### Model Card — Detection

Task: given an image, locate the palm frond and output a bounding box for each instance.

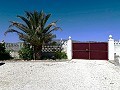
[4,29,22,36]
[43,14,51,27]
[9,21,30,34]
[19,33,28,41]
[48,27,62,34]
[43,24,53,33]
[25,11,32,19]
[43,21,61,34]
[17,15,31,29]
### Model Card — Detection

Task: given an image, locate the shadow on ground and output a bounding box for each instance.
[0,62,5,66]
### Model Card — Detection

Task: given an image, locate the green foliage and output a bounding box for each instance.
[18,44,33,60]
[55,51,67,59]
[0,43,12,60]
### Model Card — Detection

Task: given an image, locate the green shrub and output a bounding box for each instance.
[0,43,12,60]
[18,44,33,60]
[0,52,12,60]
[41,52,67,60]
[55,51,67,59]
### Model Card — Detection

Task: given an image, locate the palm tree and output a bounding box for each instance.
[5,11,61,60]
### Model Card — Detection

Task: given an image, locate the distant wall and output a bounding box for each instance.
[108,35,120,63]
[114,41,120,56]
[5,42,23,59]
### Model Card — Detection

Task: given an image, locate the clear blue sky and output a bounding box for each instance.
[0,0,120,42]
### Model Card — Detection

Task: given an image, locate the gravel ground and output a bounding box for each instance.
[0,59,120,90]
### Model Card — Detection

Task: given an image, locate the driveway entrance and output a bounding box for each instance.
[0,60,120,90]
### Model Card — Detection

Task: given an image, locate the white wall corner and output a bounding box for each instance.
[67,36,72,60]
[108,35,114,61]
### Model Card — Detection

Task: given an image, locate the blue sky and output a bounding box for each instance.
[0,0,120,42]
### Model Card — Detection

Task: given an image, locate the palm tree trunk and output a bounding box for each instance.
[34,45,42,60]
[33,46,36,60]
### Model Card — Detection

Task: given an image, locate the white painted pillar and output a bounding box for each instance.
[108,35,114,60]
[67,36,72,60]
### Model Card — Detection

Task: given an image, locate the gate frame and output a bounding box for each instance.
[108,35,114,61]
[67,35,113,60]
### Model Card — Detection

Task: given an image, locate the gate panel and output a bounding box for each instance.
[73,51,89,59]
[72,43,89,59]
[90,43,108,51]
[90,43,108,60]
[72,43,89,50]
[90,51,108,60]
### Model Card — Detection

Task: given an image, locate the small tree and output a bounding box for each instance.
[18,43,33,60]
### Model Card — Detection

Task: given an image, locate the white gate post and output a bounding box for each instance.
[67,36,72,60]
[108,35,114,61]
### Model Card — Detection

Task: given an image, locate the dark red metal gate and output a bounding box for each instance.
[72,42,108,60]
